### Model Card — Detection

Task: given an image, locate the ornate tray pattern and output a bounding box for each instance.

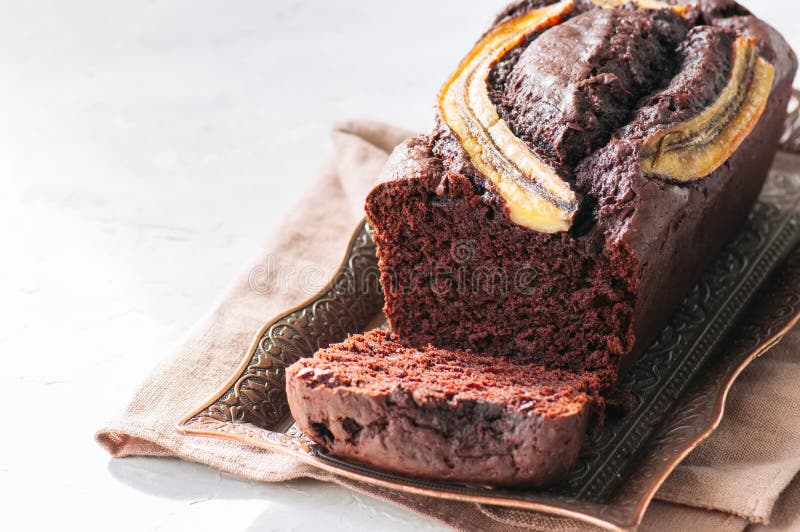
[180,95,800,531]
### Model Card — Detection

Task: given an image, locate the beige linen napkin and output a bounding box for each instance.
[97,121,800,531]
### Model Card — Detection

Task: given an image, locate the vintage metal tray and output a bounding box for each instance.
[180,97,800,531]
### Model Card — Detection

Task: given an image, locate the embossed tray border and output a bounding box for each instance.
[177,223,800,531]
[179,96,800,532]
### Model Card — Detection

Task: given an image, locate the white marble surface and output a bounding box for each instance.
[3,1,800,530]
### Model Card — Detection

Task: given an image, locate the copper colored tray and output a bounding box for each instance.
[179,98,800,531]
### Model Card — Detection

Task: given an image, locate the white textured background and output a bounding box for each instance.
[2,1,799,530]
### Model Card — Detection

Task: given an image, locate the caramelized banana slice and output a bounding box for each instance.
[591,0,693,16]
[438,0,578,234]
[640,37,775,181]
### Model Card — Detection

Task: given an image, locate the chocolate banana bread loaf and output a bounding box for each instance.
[366,0,796,377]
[287,330,604,486]
[287,0,797,486]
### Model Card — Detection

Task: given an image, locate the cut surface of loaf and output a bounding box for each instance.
[286,330,603,486]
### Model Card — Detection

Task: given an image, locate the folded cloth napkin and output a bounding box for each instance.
[96,121,800,531]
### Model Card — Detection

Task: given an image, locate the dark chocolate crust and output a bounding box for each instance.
[493,8,689,168]
[366,0,797,378]
[286,330,600,487]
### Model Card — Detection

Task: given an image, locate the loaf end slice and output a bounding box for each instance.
[286,330,603,487]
